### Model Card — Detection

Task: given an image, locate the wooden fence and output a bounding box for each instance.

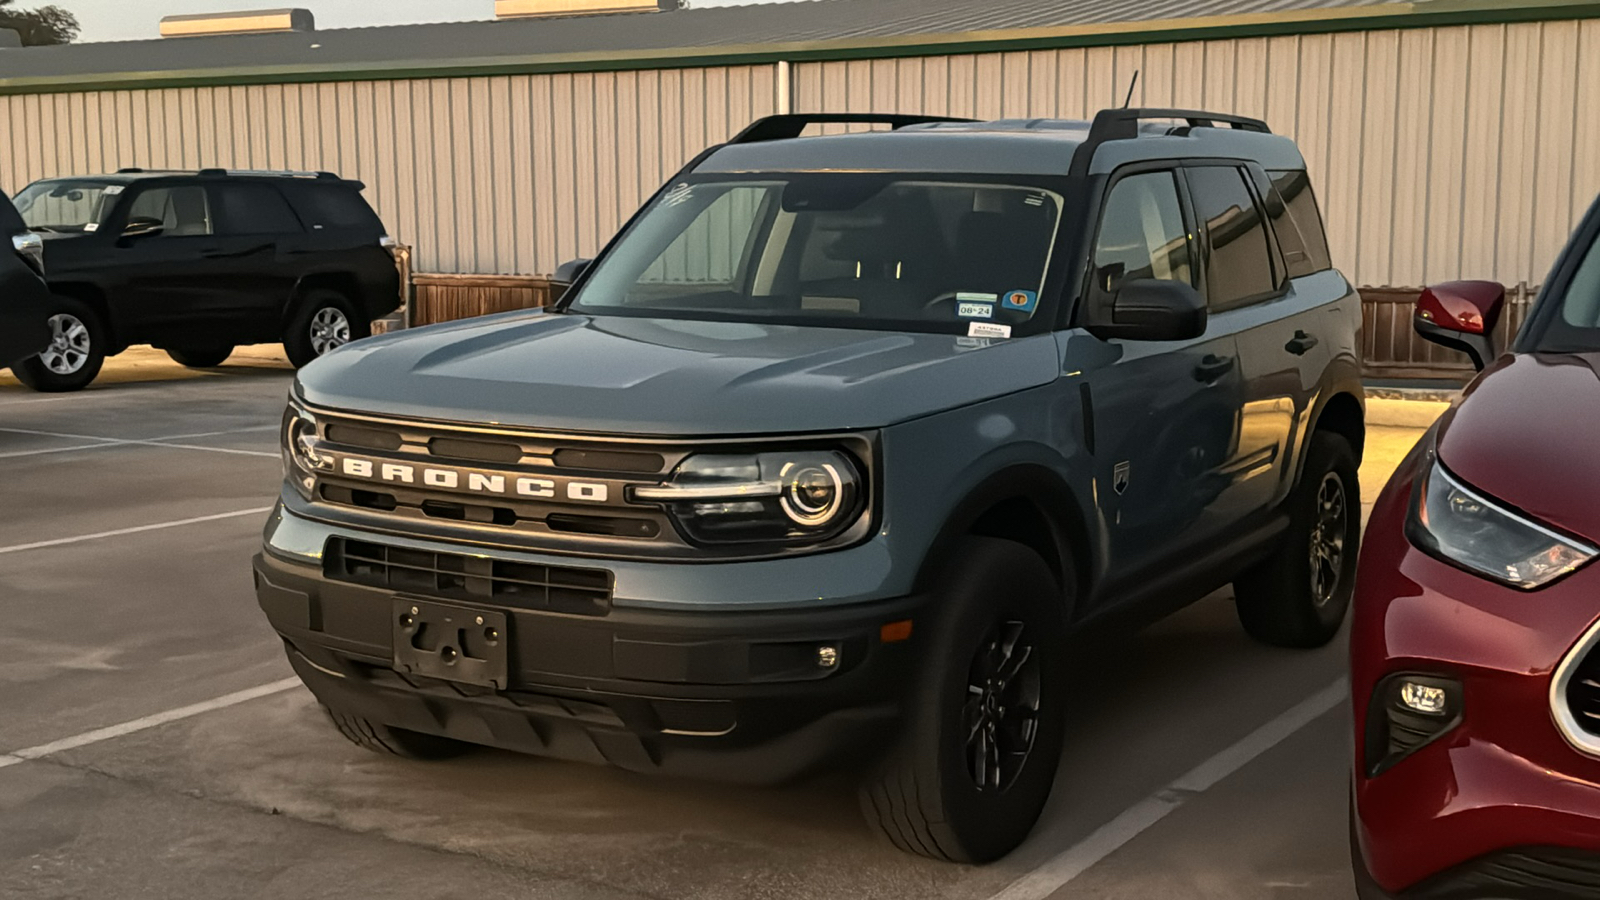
[402,273,1535,380]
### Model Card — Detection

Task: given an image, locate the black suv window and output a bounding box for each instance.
[213,184,302,235]
[1263,169,1333,278]
[287,185,381,231]
[1091,171,1192,296]
[127,186,213,236]
[1188,166,1278,309]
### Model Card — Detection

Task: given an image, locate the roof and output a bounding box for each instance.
[0,0,1596,94]
[698,116,1306,176]
[25,169,361,186]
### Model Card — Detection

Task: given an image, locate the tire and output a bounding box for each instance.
[283,289,369,368]
[10,296,107,393]
[859,537,1070,863]
[323,706,472,761]
[166,346,234,368]
[1234,431,1361,649]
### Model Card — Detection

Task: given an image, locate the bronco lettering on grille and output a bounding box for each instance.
[338,457,612,504]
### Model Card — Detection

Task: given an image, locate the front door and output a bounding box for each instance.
[112,184,224,343]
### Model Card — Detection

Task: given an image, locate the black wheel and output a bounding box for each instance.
[283,289,368,368]
[10,296,106,393]
[1234,431,1361,648]
[323,706,472,761]
[859,537,1069,863]
[166,346,234,368]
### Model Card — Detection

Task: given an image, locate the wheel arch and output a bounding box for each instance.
[48,281,125,354]
[284,272,365,327]
[1314,390,1366,466]
[912,465,1092,618]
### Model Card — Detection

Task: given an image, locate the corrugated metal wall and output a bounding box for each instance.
[1,19,1597,289]
[0,66,778,275]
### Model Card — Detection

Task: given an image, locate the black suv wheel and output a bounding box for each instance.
[1234,431,1361,648]
[859,537,1069,863]
[10,296,106,393]
[284,289,369,368]
[166,346,235,368]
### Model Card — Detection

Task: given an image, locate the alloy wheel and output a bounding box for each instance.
[962,620,1042,793]
[1309,472,1348,608]
[309,307,352,356]
[39,313,91,375]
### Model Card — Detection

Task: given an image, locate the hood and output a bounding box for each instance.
[297,310,1060,436]
[1437,351,1600,543]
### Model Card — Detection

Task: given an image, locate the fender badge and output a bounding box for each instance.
[1113,461,1132,496]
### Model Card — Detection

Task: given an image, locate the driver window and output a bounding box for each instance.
[126,186,213,237]
[1093,172,1192,296]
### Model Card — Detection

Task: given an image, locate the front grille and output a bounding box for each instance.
[1565,644,1600,736]
[325,538,613,616]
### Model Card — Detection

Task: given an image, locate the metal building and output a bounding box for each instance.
[1,0,1596,299]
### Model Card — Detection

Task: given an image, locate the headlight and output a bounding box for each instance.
[635,450,865,546]
[1406,458,1598,589]
[281,403,331,496]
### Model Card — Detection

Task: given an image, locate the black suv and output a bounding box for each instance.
[0,189,50,370]
[7,169,401,391]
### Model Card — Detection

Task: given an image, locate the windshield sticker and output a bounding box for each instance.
[103,185,125,196]
[1004,290,1040,313]
[968,322,1012,340]
[82,222,99,232]
[956,292,998,305]
[958,301,995,320]
[661,183,694,208]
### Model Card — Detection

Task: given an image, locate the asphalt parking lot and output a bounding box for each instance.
[0,348,1430,900]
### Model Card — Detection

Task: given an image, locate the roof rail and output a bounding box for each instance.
[729,113,978,145]
[1069,107,1273,177]
[189,168,345,180]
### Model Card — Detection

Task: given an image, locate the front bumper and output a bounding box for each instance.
[1351,463,1600,896]
[254,525,930,785]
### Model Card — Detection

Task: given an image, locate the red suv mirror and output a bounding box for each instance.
[1414,280,1507,371]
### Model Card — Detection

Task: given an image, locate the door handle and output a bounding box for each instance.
[202,243,274,259]
[1285,330,1320,355]
[1194,354,1236,383]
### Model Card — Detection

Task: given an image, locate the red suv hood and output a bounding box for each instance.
[1437,352,1600,544]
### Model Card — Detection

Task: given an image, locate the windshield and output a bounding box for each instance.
[14,179,122,233]
[567,174,1066,335]
[1530,228,1600,353]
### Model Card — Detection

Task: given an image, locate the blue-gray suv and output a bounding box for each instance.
[254,109,1365,863]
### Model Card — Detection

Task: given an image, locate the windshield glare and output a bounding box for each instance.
[569,175,1065,334]
[14,179,121,233]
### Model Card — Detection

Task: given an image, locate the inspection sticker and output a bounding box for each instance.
[957,292,998,304]
[103,185,125,196]
[968,321,1012,339]
[958,301,995,319]
[1004,289,1040,313]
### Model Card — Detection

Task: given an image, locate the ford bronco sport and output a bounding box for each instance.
[254,110,1365,863]
[9,169,400,392]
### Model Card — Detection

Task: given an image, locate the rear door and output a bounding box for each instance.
[0,192,51,366]
[206,181,305,339]
[1075,167,1251,589]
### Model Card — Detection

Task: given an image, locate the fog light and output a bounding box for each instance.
[1400,681,1450,715]
[817,645,840,669]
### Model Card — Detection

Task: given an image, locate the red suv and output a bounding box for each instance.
[1352,200,1600,898]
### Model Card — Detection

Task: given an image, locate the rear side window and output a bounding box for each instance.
[128,186,213,236]
[1091,171,1193,296]
[212,184,302,235]
[288,185,382,231]
[1265,169,1333,277]
[1188,166,1277,309]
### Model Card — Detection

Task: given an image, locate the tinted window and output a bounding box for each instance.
[1528,230,1600,353]
[1265,169,1333,277]
[127,186,213,236]
[1189,166,1277,308]
[213,184,302,235]
[1092,171,1192,295]
[288,185,381,231]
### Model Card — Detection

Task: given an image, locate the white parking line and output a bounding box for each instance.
[0,507,273,556]
[987,678,1349,900]
[0,678,303,771]
[0,425,279,459]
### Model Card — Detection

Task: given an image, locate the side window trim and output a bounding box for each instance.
[1183,161,1288,314]
[1241,163,1290,294]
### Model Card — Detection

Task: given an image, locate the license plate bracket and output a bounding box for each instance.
[392,598,509,689]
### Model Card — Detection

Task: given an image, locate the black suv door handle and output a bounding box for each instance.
[202,243,273,259]
[1285,330,1320,355]
[1194,354,1236,383]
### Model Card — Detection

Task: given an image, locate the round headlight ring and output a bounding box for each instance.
[779,461,844,526]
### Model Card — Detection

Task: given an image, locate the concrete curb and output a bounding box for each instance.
[1367,396,1452,429]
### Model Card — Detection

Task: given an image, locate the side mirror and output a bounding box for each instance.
[1414,280,1506,371]
[1088,279,1207,342]
[551,257,593,303]
[121,216,165,239]
[10,232,44,274]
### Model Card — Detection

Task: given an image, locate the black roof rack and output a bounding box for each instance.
[729,113,978,144]
[1068,107,1273,177]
